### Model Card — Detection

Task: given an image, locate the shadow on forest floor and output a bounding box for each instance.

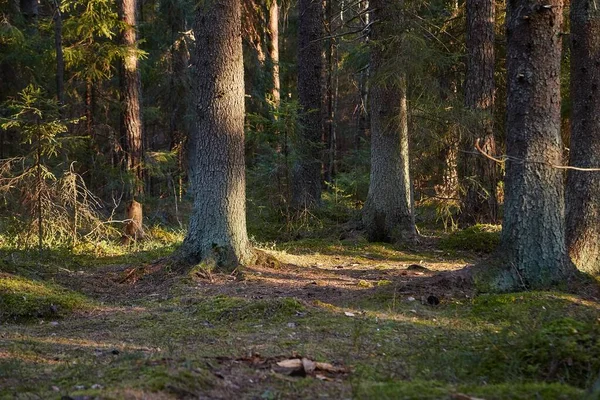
[1,237,599,399]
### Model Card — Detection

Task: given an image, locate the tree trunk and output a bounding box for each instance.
[292,0,324,209]
[355,0,370,152]
[179,0,255,269]
[119,0,145,241]
[362,0,416,243]
[268,0,280,108]
[460,0,498,225]
[566,0,600,275]
[323,0,336,184]
[475,0,575,291]
[53,0,65,109]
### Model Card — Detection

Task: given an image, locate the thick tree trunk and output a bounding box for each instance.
[475,0,575,291]
[179,0,255,269]
[460,0,498,225]
[119,0,145,241]
[362,0,416,243]
[268,0,280,107]
[292,0,324,208]
[566,0,600,275]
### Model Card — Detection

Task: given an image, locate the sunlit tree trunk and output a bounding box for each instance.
[119,0,145,241]
[292,0,324,208]
[475,0,576,291]
[460,0,498,225]
[268,0,280,107]
[566,0,600,275]
[179,0,255,269]
[362,0,416,243]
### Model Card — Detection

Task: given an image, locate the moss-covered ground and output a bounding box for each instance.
[1,231,599,399]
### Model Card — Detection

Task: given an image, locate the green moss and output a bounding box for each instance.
[353,380,450,399]
[353,381,583,400]
[440,224,501,253]
[517,318,600,386]
[183,295,304,323]
[0,273,90,320]
[144,366,215,394]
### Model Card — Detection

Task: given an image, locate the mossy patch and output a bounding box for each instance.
[440,224,501,253]
[183,295,304,323]
[0,273,90,320]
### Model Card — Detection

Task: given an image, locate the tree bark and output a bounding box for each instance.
[292,0,324,208]
[460,0,498,225]
[362,0,416,243]
[566,0,600,275]
[268,0,280,107]
[475,0,576,291]
[119,0,145,241]
[179,0,255,269]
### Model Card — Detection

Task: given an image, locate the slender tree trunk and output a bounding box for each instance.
[566,0,600,275]
[475,0,576,291]
[460,0,498,225]
[323,0,336,184]
[268,0,280,108]
[53,0,65,109]
[355,0,370,152]
[362,0,416,243]
[292,0,324,208]
[179,0,255,269]
[119,0,144,241]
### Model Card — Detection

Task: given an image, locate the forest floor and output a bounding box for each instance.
[1,235,600,399]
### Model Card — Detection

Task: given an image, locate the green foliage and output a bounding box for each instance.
[61,0,126,81]
[440,224,501,253]
[0,273,90,320]
[0,85,117,248]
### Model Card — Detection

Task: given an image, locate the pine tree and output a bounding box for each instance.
[565,0,600,275]
[362,0,416,243]
[179,0,255,269]
[475,0,576,291]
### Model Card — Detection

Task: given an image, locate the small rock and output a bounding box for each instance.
[407,296,416,302]
[51,386,60,392]
[344,312,355,317]
[427,295,440,306]
[91,384,103,390]
[50,321,59,326]
[287,322,296,328]
[74,385,85,390]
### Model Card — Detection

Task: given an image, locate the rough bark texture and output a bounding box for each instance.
[566,0,600,275]
[460,0,498,225]
[292,0,324,208]
[119,0,145,240]
[268,0,280,107]
[362,0,416,244]
[180,0,255,269]
[475,0,575,291]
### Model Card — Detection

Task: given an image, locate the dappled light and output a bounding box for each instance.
[2,0,600,397]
